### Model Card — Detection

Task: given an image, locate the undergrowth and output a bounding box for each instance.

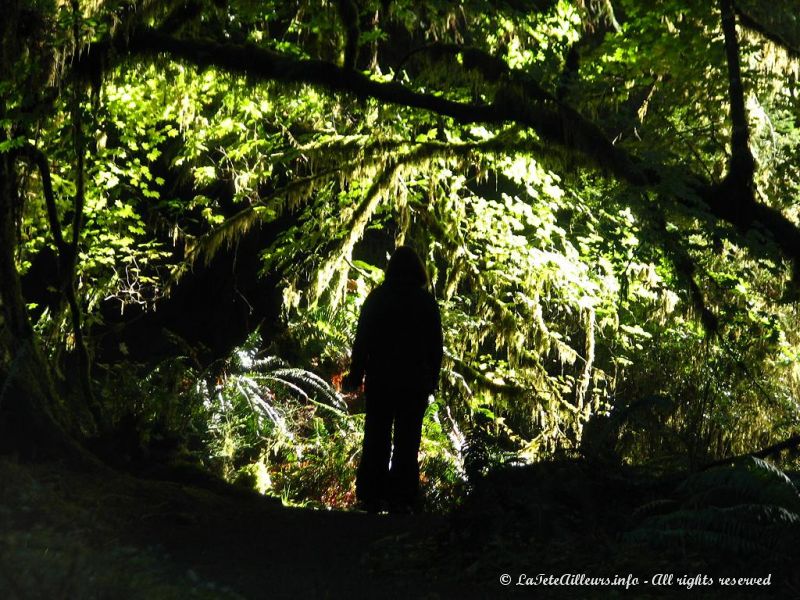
[96,327,468,512]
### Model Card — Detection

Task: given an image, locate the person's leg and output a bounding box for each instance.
[388,394,427,511]
[356,393,393,510]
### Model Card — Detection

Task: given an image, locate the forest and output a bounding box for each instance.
[1,0,800,597]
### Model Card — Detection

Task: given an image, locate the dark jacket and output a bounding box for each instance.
[349,280,443,395]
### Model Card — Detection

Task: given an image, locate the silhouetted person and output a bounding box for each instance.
[343,246,443,513]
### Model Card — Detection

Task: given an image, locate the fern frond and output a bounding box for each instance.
[631,498,679,519]
[251,356,287,371]
[270,368,345,410]
[627,504,800,556]
[626,459,800,561]
[232,376,289,435]
[680,457,800,512]
[262,374,312,402]
[626,527,775,556]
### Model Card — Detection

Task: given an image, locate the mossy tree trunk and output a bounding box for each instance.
[0,151,80,456]
[0,1,86,455]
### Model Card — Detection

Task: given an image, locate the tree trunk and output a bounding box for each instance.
[0,150,84,457]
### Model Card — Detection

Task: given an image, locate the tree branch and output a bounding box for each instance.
[701,433,800,470]
[447,352,527,397]
[128,31,498,123]
[16,145,69,257]
[719,0,756,186]
[88,29,800,277]
[650,206,719,334]
[394,43,511,83]
[337,0,360,70]
[733,2,800,62]
[16,143,99,424]
[125,31,649,187]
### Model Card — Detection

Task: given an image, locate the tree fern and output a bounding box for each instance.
[678,457,800,512]
[266,368,345,411]
[221,332,347,425]
[627,504,800,556]
[626,458,800,560]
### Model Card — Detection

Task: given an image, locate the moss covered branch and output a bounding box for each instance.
[101,29,800,276]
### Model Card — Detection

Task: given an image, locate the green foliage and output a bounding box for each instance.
[626,458,800,561]
[678,456,800,512]
[100,329,465,510]
[284,300,361,368]
[419,398,469,512]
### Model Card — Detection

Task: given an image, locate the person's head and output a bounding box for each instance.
[384,246,428,288]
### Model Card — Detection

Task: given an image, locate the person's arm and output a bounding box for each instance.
[343,292,374,391]
[427,295,444,394]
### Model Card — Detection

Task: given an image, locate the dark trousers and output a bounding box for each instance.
[356,389,427,508]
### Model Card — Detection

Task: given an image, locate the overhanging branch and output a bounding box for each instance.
[125,30,649,187]
[17,145,71,263]
[701,433,800,470]
[734,2,800,62]
[719,0,756,186]
[101,29,800,275]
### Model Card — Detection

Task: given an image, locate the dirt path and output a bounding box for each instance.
[129,487,446,598]
[4,457,796,599]
[0,458,463,599]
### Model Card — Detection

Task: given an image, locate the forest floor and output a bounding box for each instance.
[0,456,795,599]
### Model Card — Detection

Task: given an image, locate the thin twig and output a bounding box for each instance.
[701,433,800,470]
